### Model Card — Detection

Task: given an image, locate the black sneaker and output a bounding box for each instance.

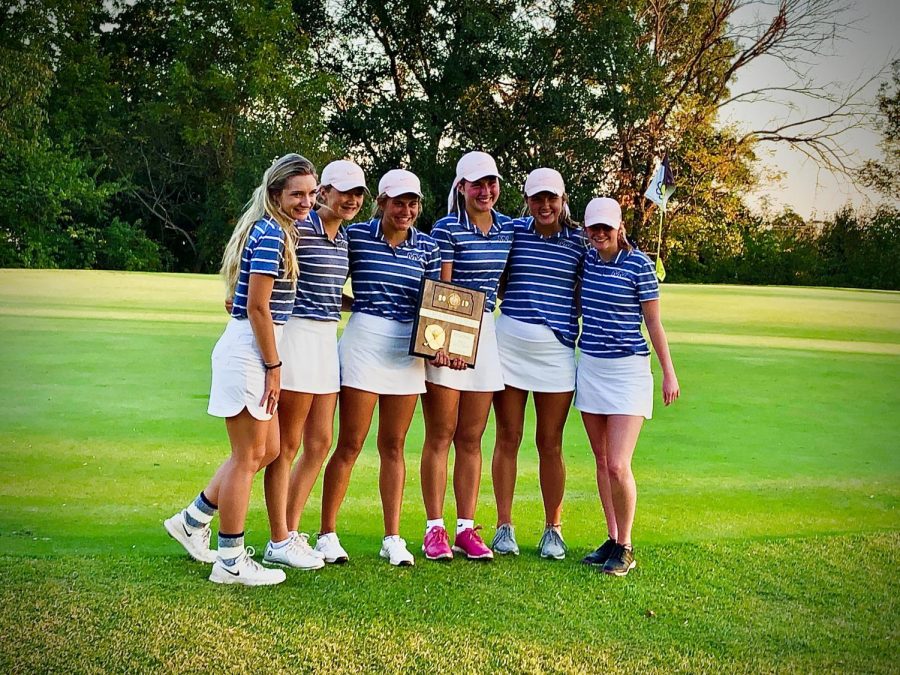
[581,537,617,566]
[602,544,636,576]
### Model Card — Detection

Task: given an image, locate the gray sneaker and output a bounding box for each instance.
[538,526,567,560]
[490,523,520,556]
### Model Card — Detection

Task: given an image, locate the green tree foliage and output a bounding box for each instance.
[859,60,899,196]
[94,0,333,271]
[0,0,134,268]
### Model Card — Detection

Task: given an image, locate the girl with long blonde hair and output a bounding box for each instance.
[164,153,318,586]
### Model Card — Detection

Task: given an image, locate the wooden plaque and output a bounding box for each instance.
[409,278,486,368]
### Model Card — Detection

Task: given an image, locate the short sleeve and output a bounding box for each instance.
[249,221,284,277]
[430,221,455,262]
[634,254,659,302]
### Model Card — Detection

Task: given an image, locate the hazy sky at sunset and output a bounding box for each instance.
[721,0,899,219]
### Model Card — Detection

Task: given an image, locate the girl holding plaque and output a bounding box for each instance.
[164,154,314,586]
[490,168,585,560]
[577,197,680,577]
[420,151,515,562]
[315,169,452,567]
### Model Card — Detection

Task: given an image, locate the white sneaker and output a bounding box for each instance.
[315,532,349,564]
[380,535,414,567]
[164,511,216,564]
[264,536,325,570]
[209,547,286,586]
[293,532,326,560]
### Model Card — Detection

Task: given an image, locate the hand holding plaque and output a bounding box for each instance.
[409,278,486,368]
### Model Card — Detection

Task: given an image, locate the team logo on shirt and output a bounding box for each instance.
[605,269,630,279]
[403,249,429,263]
[557,239,582,251]
[494,234,513,242]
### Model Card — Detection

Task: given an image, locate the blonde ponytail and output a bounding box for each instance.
[221,154,317,295]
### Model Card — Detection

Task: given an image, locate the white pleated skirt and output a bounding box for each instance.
[281,316,340,394]
[574,353,653,419]
[339,312,426,395]
[495,314,576,392]
[425,311,505,392]
[208,318,285,421]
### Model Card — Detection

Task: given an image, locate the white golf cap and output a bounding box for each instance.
[524,168,565,196]
[320,160,368,193]
[455,151,502,182]
[378,169,423,198]
[447,151,502,213]
[584,197,622,229]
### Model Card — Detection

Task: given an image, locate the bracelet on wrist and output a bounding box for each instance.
[264,360,282,370]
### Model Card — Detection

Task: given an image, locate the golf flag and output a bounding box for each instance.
[655,255,666,282]
[644,154,675,212]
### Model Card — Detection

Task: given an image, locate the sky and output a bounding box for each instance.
[721,0,899,220]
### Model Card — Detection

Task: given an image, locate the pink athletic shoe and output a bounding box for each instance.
[452,526,494,560]
[422,526,453,561]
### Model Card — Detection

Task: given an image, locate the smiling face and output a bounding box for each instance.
[526,191,563,228]
[380,194,420,232]
[459,176,500,215]
[586,224,619,257]
[274,173,317,222]
[320,185,365,222]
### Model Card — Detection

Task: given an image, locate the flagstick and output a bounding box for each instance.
[656,207,664,269]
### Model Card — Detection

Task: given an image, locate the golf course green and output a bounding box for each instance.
[0,269,897,672]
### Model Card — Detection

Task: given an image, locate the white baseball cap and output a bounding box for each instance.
[456,151,502,182]
[320,160,369,193]
[584,197,622,229]
[447,151,502,212]
[378,169,423,198]
[524,168,565,196]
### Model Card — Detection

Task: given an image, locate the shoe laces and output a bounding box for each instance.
[291,532,315,554]
[492,523,514,547]
[539,527,568,552]
[200,526,212,550]
[238,546,265,573]
[424,526,449,547]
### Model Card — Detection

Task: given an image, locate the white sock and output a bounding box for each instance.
[383,534,400,542]
[218,544,244,563]
[425,518,445,534]
[269,536,291,549]
[456,518,474,534]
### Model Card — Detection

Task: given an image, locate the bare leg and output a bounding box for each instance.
[581,412,617,540]
[605,415,644,545]
[319,387,377,533]
[375,394,419,536]
[206,409,272,534]
[286,392,337,532]
[420,383,460,520]
[264,390,314,541]
[533,390,573,526]
[491,386,528,525]
[453,391,494,520]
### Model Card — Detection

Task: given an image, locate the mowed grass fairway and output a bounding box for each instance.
[0,270,898,673]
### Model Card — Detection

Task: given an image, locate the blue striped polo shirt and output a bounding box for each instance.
[430,209,514,312]
[292,210,349,322]
[499,217,586,348]
[578,247,660,358]
[347,218,442,323]
[231,216,296,325]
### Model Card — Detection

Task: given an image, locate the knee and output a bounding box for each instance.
[495,425,523,454]
[535,430,563,456]
[332,438,364,466]
[607,460,632,483]
[378,439,405,464]
[301,437,332,464]
[425,418,457,449]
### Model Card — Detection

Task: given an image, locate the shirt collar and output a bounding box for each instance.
[590,248,627,266]
[525,216,568,241]
[459,209,502,237]
[371,218,418,246]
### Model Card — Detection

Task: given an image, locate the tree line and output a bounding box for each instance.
[1,0,896,289]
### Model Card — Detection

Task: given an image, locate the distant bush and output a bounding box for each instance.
[667,206,899,290]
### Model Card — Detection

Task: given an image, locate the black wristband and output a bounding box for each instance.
[264,360,282,370]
